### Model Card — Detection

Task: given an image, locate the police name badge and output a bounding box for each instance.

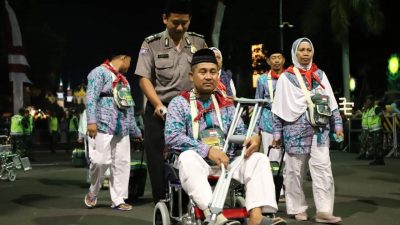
[191,45,197,54]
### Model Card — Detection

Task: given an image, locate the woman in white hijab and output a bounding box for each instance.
[271,38,344,224]
[210,47,236,97]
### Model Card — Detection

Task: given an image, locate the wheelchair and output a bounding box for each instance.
[0,135,32,182]
[153,98,270,225]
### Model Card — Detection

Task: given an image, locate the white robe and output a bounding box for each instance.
[271,71,338,122]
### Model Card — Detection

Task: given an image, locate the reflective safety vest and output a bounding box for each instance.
[50,116,58,132]
[10,114,23,135]
[23,116,34,134]
[69,115,78,132]
[361,106,382,131]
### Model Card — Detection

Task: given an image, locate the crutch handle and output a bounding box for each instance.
[228,135,246,144]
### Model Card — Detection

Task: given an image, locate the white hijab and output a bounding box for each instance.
[291,37,314,70]
[272,37,338,122]
[209,47,223,77]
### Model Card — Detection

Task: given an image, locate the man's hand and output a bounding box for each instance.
[87,124,97,138]
[243,134,261,159]
[208,146,230,168]
[154,105,168,120]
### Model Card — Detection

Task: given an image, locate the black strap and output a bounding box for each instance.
[99,92,113,98]
[267,145,286,176]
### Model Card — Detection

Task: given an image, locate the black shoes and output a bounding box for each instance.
[369,158,385,165]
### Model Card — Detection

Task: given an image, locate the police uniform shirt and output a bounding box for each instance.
[135,30,207,104]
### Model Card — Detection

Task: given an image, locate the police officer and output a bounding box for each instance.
[134,0,207,204]
[10,108,27,156]
[362,95,385,165]
[22,108,34,159]
[67,110,79,152]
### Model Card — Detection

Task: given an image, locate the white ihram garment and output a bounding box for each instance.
[88,133,130,206]
[178,150,278,213]
[284,135,335,215]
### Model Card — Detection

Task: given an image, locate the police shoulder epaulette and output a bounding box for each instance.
[145,33,162,43]
[187,32,204,39]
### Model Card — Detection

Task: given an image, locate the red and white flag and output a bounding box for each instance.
[5,0,32,114]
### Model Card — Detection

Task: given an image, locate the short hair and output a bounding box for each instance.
[18,107,25,115]
[165,0,192,16]
[107,46,131,60]
[365,95,375,102]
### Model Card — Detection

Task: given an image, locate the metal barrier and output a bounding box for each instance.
[384,114,399,158]
[342,118,362,153]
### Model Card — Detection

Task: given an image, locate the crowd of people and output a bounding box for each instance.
[5,106,83,161]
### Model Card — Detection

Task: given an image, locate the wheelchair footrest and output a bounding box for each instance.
[194,207,249,220]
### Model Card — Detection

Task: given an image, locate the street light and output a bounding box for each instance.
[279,0,294,53]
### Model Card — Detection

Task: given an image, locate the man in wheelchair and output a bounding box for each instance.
[165,48,286,225]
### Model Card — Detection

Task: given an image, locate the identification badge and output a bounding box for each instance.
[157,53,169,58]
[199,128,225,148]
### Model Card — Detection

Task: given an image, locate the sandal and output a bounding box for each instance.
[111,203,133,211]
[294,212,308,221]
[221,220,241,225]
[260,216,287,225]
[84,193,97,208]
[315,212,342,224]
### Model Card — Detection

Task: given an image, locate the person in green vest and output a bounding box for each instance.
[357,97,374,160]
[49,111,59,153]
[22,108,34,160]
[10,108,27,156]
[360,95,385,165]
[67,110,79,153]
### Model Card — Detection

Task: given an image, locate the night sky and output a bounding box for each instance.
[1,0,399,111]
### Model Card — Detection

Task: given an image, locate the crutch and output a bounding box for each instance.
[208,98,269,225]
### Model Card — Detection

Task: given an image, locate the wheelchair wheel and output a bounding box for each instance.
[153,202,170,225]
[234,196,248,225]
[0,167,7,180]
[8,169,16,182]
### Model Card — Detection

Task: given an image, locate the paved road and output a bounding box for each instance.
[0,150,399,225]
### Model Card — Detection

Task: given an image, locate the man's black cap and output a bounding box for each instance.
[191,48,218,66]
[165,0,192,15]
[266,46,284,58]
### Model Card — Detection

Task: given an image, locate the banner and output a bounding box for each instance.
[5,0,32,114]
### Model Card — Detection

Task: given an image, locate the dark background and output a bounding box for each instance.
[1,0,399,112]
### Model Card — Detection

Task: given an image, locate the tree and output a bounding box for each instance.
[301,0,384,101]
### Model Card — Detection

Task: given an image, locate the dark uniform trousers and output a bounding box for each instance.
[144,103,167,204]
